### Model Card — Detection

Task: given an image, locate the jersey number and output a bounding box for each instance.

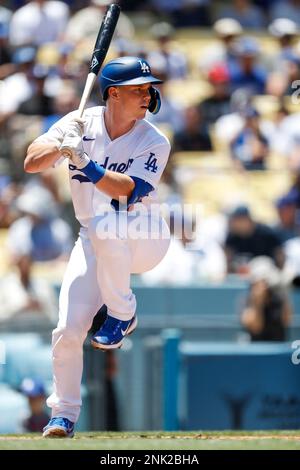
[144,153,158,173]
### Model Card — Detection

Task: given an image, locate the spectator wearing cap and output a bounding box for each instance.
[65,0,134,44]
[229,37,267,95]
[20,377,50,432]
[146,22,188,80]
[230,106,269,170]
[269,18,298,61]
[224,205,285,274]
[274,190,300,242]
[198,64,231,125]
[270,0,300,27]
[217,0,266,29]
[9,0,70,48]
[267,19,300,96]
[241,256,293,342]
[198,18,243,73]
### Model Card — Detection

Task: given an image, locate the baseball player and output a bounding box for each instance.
[24,56,171,438]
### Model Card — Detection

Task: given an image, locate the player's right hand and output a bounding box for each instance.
[60,117,90,169]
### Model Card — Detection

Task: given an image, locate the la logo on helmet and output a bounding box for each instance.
[139,60,150,73]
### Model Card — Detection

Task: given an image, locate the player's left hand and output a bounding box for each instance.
[60,118,90,169]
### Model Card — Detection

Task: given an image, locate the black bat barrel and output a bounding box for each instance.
[90,4,121,76]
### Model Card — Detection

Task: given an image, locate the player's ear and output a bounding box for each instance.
[108,86,120,101]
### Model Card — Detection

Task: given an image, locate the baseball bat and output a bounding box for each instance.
[61,3,120,157]
[77,3,121,117]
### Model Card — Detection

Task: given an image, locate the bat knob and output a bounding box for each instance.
[60,146,73,159]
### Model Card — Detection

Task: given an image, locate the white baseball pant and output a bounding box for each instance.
[47,212,170,422]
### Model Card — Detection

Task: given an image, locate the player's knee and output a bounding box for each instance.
[52,326,86,352]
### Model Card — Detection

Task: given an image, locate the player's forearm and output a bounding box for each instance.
[24,142,62,173]
[95,170,135,200]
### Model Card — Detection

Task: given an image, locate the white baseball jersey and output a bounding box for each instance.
[35,106,170,227]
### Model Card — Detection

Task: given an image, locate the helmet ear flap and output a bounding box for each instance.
[148,86,161,114]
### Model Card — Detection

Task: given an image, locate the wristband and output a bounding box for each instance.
[81,159,106,184]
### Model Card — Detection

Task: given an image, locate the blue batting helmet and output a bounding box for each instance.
[99,56,163,100]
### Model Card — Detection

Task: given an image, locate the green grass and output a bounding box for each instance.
[0,431,300,450]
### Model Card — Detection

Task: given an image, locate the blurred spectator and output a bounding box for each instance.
[9,0,70,47]
[229,37,267,95]
[150,0,211,28]
[146,68,185,134]
[0,179,20,228]
[213,88,251,145]
[173,104,212,152]
[0,183,71,321]
[267,112,300,169]
[289,172,300,204]
[199,64,231,125]
[260,105,289,155]
[8,185,73,294]
[199,18,243,73]
[147,22,188,80]
[241,256,293,341]
[274,190,300,242]
[225,205,285,274]
[268,18,298,71]
[266,19,300,96]
[65,0,134,44]
[113,37,142,58]
[285,133,300,171]
[270,0,300,27]
[0,22,14,79]
[43,81,80,132]
[217,0,266,29]
[0,46,36,114]
[284,236,300,287]
[230,107,269,170]
[17,64,54,116]
[20,377,50,432]
[149,0,183,15]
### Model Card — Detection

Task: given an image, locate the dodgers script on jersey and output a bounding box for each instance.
[35,106,170,227]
